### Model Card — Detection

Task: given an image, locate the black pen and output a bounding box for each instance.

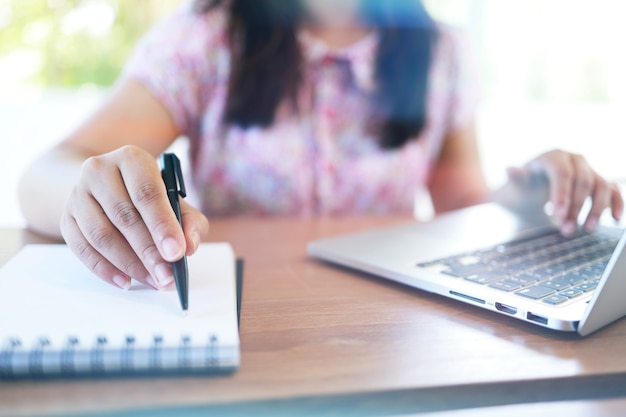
[161,153,189,314]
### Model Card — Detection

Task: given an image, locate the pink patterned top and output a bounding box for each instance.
[124,4,477,216]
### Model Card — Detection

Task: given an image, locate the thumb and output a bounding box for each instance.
[180,199,210,256]
[507,166,531,186]
[508,165,549,188]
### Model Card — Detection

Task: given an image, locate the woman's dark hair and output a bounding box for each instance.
[194,0,438,149]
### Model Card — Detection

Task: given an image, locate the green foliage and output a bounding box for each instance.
[0,0,182,88]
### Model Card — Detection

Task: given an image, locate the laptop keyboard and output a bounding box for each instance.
[417,228,623,306]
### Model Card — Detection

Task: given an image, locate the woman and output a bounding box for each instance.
[18,0,623,291]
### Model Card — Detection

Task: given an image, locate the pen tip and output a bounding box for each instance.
[184,309,188,317]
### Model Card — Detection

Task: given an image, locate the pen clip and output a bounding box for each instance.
[172,154,187,198]
[161,153,187,198]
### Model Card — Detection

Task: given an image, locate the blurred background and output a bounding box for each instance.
[1,0,625,227]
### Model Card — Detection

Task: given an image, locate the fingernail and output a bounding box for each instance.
[562,221,577,236]
[113,275,131,290]
[192,230,201,252]
[162,237,183,261]
[155,263,174,287]
[146,276,159,290]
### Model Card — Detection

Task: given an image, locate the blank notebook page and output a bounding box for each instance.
[0,243,239,374]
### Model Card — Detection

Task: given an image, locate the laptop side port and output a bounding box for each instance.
[495,302,517,315]
[449,291,485,305]
[526,312,548,325]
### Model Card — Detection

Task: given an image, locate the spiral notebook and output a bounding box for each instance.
[0,243,240,378]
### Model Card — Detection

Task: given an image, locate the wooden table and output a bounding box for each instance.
[2,217,626,417]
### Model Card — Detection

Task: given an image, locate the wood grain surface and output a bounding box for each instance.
[1,217,626,416]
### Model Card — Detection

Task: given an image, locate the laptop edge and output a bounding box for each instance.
[308,203,626,336]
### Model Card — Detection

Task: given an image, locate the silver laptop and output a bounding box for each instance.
[308,203,626,336]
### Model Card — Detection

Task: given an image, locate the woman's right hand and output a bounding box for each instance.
[60,145,210,290]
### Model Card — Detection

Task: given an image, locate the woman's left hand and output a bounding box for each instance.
[507,149,623,235]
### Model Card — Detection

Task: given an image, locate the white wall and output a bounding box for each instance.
[1,88,103,227]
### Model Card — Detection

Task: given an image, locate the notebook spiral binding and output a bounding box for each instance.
[0,334,220,378]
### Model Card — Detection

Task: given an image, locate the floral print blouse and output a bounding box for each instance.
[124,3,477,216]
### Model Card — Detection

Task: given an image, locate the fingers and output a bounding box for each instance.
[565,154,594,233]
[583,175,610,232]
[61,204,158,291]
[527,151,573,227]
[115,146,186,262]
[61,145,209,291]
[527,150,624,235]
[64,150,172,288]
[81,152,176,288]
[582,179,624,232]
[610,183,624,222]
[180,199,210,256]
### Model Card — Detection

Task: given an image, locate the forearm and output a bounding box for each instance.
[18,147,87,239]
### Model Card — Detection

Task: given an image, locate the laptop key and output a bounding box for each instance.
[572,282,597,292]
[560,289,583,298]
[508,273,540,285]
[531,267,560,279]
[543,294,569,305]
[489,281,522,292]
[444,264,490,278]
[574,268,599,279]
[561,272,585,285]
[515,286,556,300]
[465,271,508,285]
[541,278,571,291]
[500,264,529,275]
